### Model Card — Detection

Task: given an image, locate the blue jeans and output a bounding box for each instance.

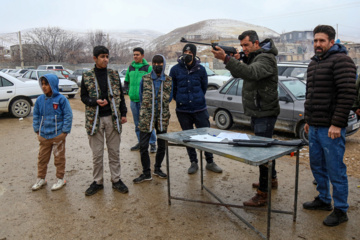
[130,101,156,144]
[309,126,348,212]
[176,110,213,163]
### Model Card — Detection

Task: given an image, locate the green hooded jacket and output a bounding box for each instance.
[225,38,280,118]
[125,59,152,102]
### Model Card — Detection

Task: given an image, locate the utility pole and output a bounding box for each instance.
[107,33,110,48]
[336,24,338,40]
[18,31,24,68]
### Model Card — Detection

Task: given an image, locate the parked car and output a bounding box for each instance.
[119,69,127,76]
[8,69,29,78]
[0,72,42,118]
[166,64,230,90]
[1,69,16,74]
[68,69,89,86]
[54,69,71,79]
[277,62,309,82]
[19,70,79,98]
[206,76,360,143]
[37,65,64,70]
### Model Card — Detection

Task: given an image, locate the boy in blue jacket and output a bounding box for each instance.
[32,74,73,191]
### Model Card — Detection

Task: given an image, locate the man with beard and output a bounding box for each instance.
[302,25,356,226]
[212,30,280,207]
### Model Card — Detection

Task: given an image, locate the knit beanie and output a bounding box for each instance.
[183,44,197,57]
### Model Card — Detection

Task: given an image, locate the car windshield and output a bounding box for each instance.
[38,71,66,79]
[204,66,215,76]
[281,79,306,100]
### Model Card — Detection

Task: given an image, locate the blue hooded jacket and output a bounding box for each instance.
[169,55,208,113]
[33,74,73,139]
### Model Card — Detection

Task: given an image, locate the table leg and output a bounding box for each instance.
[267,160,273,240]
[166,140,171,205]
[293,149,300,221]
[200,150,203,190]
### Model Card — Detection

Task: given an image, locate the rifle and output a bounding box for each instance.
[180,37,239,56]
[182,139,307,148]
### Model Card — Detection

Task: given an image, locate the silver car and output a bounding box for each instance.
[206,76,360,143]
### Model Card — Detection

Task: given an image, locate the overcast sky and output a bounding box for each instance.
[2,0,360,41]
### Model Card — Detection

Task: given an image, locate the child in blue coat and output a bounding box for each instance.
[32,74,73,191]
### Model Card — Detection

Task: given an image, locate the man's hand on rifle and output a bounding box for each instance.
[211,46,227,61]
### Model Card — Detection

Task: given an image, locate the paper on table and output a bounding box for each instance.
[190,134,224,142]
[217,132,249,140]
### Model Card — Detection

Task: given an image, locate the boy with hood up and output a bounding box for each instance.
[133,54,172,183]
[32,74,73,191]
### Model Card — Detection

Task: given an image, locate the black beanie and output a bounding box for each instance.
[183,44,197,57]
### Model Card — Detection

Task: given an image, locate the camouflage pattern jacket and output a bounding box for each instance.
[81,68,126,135]
[139,73,172,132]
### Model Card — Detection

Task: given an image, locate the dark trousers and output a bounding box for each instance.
[251,116,277,193]
[140,127,166,175]
[176,110,213,164]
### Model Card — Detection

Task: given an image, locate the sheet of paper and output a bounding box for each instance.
[216,132,249,140]
[190,134,224,142]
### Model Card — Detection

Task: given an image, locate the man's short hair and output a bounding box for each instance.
[313,25,336,41]
[238,30,259,43]
[133,47,144,55]
[40,76,48,84]
[152,55,164,64]
[93,46,109,57]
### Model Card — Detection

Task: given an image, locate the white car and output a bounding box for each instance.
[8,69,29,78]
[0,72,42,118]
[19,70,79,98]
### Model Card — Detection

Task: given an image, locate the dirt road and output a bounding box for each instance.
[0,95,359,240]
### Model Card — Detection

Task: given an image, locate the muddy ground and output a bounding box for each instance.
[0,94,360,240]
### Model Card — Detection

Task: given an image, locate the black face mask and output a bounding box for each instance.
[183,54,193,64]
[153,65,163,74]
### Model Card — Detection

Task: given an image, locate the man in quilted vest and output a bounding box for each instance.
[133,54,172,183]
[81,46,129,196]
[303,25,356,227]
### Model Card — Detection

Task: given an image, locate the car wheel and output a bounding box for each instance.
[10,98,31,118]
[298,123,309,144]
[207,85,218,91]
[68,94,75,99]
[214,110,233,130]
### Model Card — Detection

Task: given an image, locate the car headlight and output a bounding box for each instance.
[71,84,78,88]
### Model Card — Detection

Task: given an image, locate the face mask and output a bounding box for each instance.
[183,54,193,64]
[153,65,163,74]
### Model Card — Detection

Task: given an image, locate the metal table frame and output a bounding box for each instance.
[158,128,301,240]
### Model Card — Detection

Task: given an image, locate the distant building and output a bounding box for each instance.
[280,31,313,43]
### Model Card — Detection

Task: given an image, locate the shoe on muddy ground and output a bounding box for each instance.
[153,169,167,179]
[131,143,140,151]
[323,208,348,226]
[51,178,66,191]
[188,162,199,174]
[32,178,47,191]
[303,196,333,211]
[150,144,157,153]
[112,179,128,193]
[206,162,223,173]
[133,174,152,183]
[85,181,104,196]
[243,189,268,207]
[252,178,278,189]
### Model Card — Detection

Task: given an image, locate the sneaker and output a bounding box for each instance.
[243,189,268,207]
[303,196,333,211]
[112,179,129,194]
[153,169,167,179]
[206,162,223,173]
[51,178,66,191]
[133,174,152,183]
[188,162,199,174]
[252,178,278,189]
[323,208,348,226]
[131,143,140,151]
[32,178,47,191]
[85,181,104,196]
[150,144,157,153]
